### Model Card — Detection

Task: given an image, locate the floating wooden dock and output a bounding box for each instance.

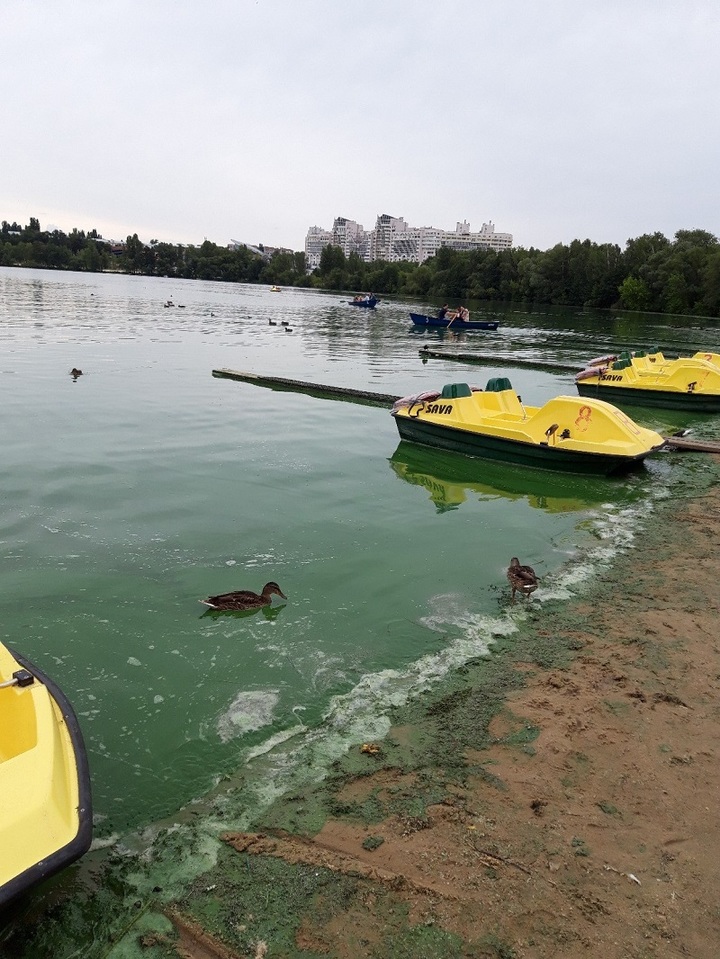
[662,435,720,453]
[212,369,720,454]
[212,369,399,407]
[418,346,577,374]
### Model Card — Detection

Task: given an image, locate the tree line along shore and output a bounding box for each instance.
[3,218,720,319]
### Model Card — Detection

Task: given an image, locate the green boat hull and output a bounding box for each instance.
[576,381,720,413]
[393,415,653,476]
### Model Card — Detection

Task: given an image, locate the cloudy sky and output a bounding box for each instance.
[3,1,718,252]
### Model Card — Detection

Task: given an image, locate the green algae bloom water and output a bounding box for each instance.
[1,266,719,953]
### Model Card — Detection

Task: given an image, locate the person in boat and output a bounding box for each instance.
[438,304,449,319]
[447,306,469,324]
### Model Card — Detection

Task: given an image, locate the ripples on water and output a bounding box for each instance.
[1,267,719,843]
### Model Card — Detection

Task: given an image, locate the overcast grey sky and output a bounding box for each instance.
[3,1,718,252]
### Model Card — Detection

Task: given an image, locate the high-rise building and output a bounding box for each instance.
[304,226,334,271]
[304,214,512,269]
[371,214,409,261]
[331,217,368,259]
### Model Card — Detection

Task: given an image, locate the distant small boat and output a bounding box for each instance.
[0,642,92,907]
[410,312,499,331]
[270,286,282,292]
[349,296,378,308]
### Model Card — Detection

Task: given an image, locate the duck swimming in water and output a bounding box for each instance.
[507,558,538,603]
[199,581,287,611]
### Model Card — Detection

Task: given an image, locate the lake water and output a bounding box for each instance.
[2,266,719,924]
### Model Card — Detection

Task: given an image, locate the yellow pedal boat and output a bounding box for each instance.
[391,378,665,475]
[0,642,92,907]
[576,350,720,411]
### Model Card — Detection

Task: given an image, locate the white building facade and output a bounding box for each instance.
[304,214,513,269]
[304,226,334,271]
[331,217,370,260]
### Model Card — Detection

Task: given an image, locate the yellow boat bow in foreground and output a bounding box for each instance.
[0,642,92,907]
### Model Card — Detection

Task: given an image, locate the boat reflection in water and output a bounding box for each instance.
[389,441,644,514]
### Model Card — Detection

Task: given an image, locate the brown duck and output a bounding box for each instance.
[200,581,287,611]
[507,558,538,602]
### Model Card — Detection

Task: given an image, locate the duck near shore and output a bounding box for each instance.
[507,558,538,602]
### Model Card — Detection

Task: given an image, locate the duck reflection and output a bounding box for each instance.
[389,441,641,514]
[199,603,286,621]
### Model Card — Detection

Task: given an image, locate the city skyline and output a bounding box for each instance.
[304,214,513,269]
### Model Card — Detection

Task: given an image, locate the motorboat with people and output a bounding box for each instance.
[0,642,92,907]
[575,350,720,411]
[391,377,666,475]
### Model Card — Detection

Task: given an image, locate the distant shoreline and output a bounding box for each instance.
[3,221,720,319]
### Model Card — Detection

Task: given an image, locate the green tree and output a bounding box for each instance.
[623,232,670,275]
[77,241,106,272]
[700,251,720,315]
[618,276,652,311]
[317,244,346,276]
[674,228,717,248]
[123,234,154,273]
[663,271,691,315]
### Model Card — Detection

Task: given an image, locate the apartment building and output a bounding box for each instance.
[304,226,334,270]
[305,214,512,268]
